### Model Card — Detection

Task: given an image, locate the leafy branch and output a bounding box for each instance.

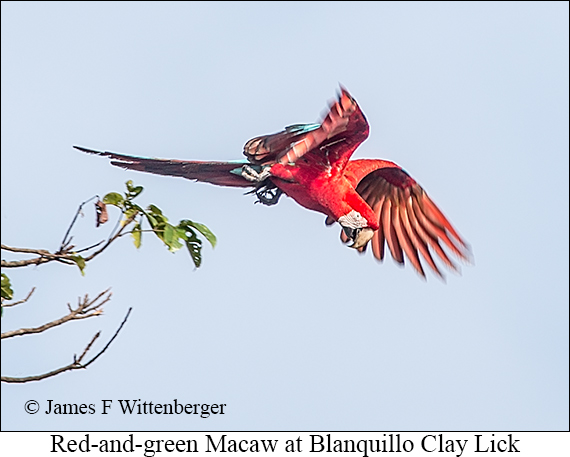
[1,180,216,274]
[100,180,216,268]
[1,181,215,383]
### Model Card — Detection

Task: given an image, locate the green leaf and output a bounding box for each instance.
[162,223,183,252]
[180,228,202,268]
[124,206,141,222]
[125,180,144,199]
[147,204,163,216]
[70,255,86,276]
[145,212,158,228]
[176,226,190,242]
[184,240,202,268]
[1,273,13,301]
[145,204,168,228]
[131,223,142,248]
[103,192,125,207]
[124,200,144,211]
[153,222,165,242]
[98,181,215,268]
[180,220,217,248]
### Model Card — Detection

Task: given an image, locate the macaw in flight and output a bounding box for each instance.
[76,87,470,279]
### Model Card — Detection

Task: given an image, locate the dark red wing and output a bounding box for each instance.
[243,124,320,165]
[244,87,369,166]
[345,160,471,279]
[75,146,254,188]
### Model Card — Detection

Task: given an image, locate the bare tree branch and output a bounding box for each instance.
[1,307,132,383]
[1,333,101,384]
[82,307,132,368]
[1,245,76,268]
[1,182,209,383]
[1,245,53,255]
[81,214,138,262]
[1,287,36,308]
[1,210,136,269]
[59,196,99,249]
[2,195,122,269]
[1,289,111,339]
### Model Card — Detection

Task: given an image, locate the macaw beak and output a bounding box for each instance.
[343,226,374,249]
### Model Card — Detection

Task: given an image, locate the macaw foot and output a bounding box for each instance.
[255,184,283,206]
[243,174,283,206]
[241,164,282,205]
[241,164,272,183]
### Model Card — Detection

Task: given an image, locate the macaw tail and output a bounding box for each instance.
[74,146,254,188]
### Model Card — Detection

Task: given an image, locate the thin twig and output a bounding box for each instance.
[1,213,135,269]
[59,195,99,251]
[106,209,125,242]
[82,307,132,368]
[73,240,105,254]
[81,214,137,262]
[0,333,101,383]
[1,289,111,339]
[0,307,132,383]
[1,196,133,269]
[1,287,36,308]
[76,331,101,364]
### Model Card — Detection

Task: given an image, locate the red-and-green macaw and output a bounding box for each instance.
[76,87,470,279]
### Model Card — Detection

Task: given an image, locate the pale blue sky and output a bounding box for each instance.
[1,2,568,431]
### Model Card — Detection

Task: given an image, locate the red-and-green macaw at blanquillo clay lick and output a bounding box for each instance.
[76,87,471,280]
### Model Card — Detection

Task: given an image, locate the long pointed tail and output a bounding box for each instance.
[75,146,254,188]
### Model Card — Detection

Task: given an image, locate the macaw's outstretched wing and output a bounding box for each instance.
[74,146,254,188]
[340,159,471,279]
[244,87,369,166]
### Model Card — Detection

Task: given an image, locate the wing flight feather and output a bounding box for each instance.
[74,146,253,188]
[243,87,368,166]
[342,163,470,278]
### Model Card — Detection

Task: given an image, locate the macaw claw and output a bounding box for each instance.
[241,164,272,183]
[255,184,283,206]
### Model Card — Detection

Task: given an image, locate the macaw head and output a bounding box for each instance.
[338,210,375,249]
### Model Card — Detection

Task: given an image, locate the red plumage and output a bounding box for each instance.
[76,87,470,279]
